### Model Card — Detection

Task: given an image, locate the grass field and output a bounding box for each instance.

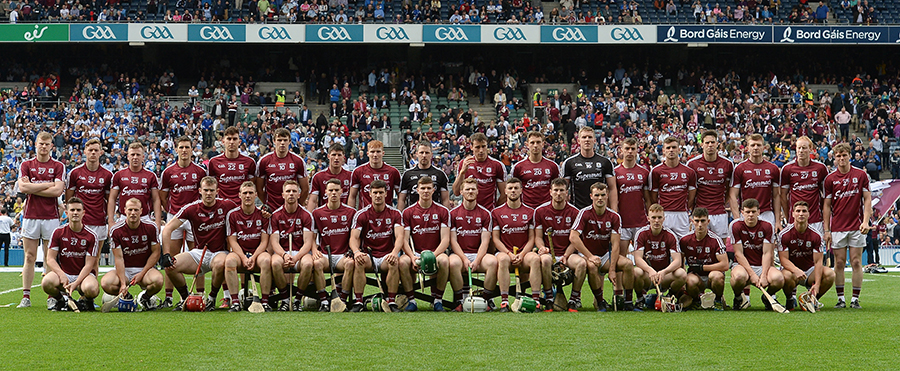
[1,270,899,370]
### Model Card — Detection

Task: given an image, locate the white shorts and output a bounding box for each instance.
[729,263,763,278]
[85,225,108,241]
[167,214,193,242]
[22,218,60,241]
[832,230,866,249]
[596,251,611,270]
[808,222,824,235]
[65,272,96,284]
[620,227,639,241]
[708,213,729,238]
[124,267,144,282]
[372,255,388,269]
[663,211,691,238]
[323,254,344,270]
[797,266,816,287]
[284,250,302,272]
[759,211,775,229]
[464,253,478,263]
[189,248,228,274]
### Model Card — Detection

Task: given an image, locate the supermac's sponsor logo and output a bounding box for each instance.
[435,27,469,41]
[493,27,526,41]
[200,26,233,40]
[141,26,173,39]
[318,26,352,41]
[552,27,586,41]
[259,26,291,40]
[611,27,642,41]
[376,27,409,40]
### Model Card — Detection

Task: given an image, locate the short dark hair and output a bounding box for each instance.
[691,207,709,218]
[741,198,760,210]
[370,179,387,190]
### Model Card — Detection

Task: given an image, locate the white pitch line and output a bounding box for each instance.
[0,284,40,296]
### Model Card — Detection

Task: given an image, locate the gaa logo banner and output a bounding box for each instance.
[128,24,187,42]
[481,25,537,43]
[306,25,363,42]
[423,25,480,43]
[70,24,127,41]
[364,25,422,43]
[540,25,597,43]
[188,24,245,42]
[247,25,303,42]
[598,25,656,43]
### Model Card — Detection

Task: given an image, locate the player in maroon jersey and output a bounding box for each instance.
[615,138,650,259]
[778,201,834,309]
[17,132,66,308]
[256,128,309,211]
[349,140,402,209]
[823,143,872,309]
[308,143,352,210]
[268,180,321,311]
[223,182,272,312]
[452,133,507,211]
[101,198,163,310]
[729,134,782,230]
[41,198,100,311]
[312,179,358,310]
[400,177,451,311]
[780,136,828,234]
[492,178,540,312]
[729,198,784,311]
[511,131,560,208]
[449,178,498,311]
[65,138,113,271]
[107,142,162,229]
[685,131,734,239]
[679,208,729,310]
[569,182,638,311]
[208,126,257,202]
[632,204,686,301]
[534,178,580,311]
[650,137,697,238]
[349,179,405,312]
[161,176,238,311]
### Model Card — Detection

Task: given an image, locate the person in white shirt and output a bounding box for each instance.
[0,208,13,266]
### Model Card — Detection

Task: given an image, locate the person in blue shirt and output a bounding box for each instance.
[330,84,340,103]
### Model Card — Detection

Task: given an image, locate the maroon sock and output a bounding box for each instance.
[176,285,189,299]
[571,290,581,300]
[230,293,239,303]
[852,287,860,300]
[433,290,444,302]
[261,294,269,304]
[743,287,751,296]
[165,289,173,299]
[317,290,327,300]
[836,285,845,298]
[500,292,509,302]
[614,289,623,296]
[592,289,603,301]
[355,292,364,303]
[23,289,30,299]
[387,292,396,303]
[625,289,633,303]
[406,291,415,301]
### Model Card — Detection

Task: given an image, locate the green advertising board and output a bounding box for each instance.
[0,24,68,42]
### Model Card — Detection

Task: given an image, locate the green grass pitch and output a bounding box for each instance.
[1,271,899,370]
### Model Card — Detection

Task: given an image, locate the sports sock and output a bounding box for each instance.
[614,289,623,297]
[355,292,364,303]
[23,289,30,299]
[531,292,540,300]
[209,287,219,300]
[433,290,445,303]
[482,289,494,299]
[570,290,581,300]
[500,291,509,302]
[176,285,189,299]
[591,288,603,301]
[165,289,173,299]
[624,289,633,304]
[836,285,845,301]
[791,288,797,299]
[317,289,327,300]
[639,289,647,297]
[261,294,269,304]
[543,289,553,299]
[230,293,239,303]
[387,292,396,303]
[340,290,350,301]
[852,287,860,301]
[223,288,230,301]
[453,290,464,303]
[406,291,415,301]
[743,287,750,296]
[335,284,343,294]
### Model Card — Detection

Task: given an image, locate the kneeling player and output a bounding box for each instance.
[224,182,272,312]
[729,198,784,311]
[449,178,499,311]
[680,208,728,310]
[350,180,404,312]
[312,179,358,310]
[269,180,319,311]
[492,178,541,312]
[401,177,451,311]
[42,198,100,311]
[778,201,835,310]
[570,183,638,311]
[101,198,164,310]
[534,178,580,311]
[632,204,686,300]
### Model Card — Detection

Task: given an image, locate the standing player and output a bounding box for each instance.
[41,198,100,311]
[223,182,272,312]
[17,131,66,309]
[308,144,352,210]
[650,137,697,238]
[257,128,309,211]
[730,134,782,229]
[823,143,872,309]
[65,138,113,272]
[615,138,651,258]
[208,127,258,203]
[492,178,540,312]
[511,131,560,209]
[729,199,784,311]
[101,198,163,310]
[780,136,828,234]
[349,180,405,312]
[569,183,637,311]
[779,201,835,309]
[107,142,162,228]
[449,178,499,311]
[533,178,580,311]
[269,180,322,311]
[685,131,734,239]
[349,140,402,209]
[161,177,237,311]
[632,204,686,300]
[312,179,358,309]
[679,208,729,310]
[452,133,507,211]
[561,127,617,210]
[400,177,451,311]
[398,142,450,210]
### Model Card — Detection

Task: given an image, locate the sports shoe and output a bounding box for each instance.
[567,299,579,312]
[173,300,185,311]
[17,297,31,308]
[47,297,57,311]
[278,300,290,311]
[761,294,773,311]
[388,302,402,312]
[204,297,216,312]
[624,302,641,312]
[485,298,496,312]
[140,295,155,312]
[634,299,646,311]
[54,298,69,311]
[350,302,365,312]
[318,300,330,312]
[262,303,274,312]
[596,299,608,312]
[405,300,418,312]
[834,299,846,309]
[433,300,444,312]
[713,300,724,311]
[229,301,242,312]
[541,298,553,312]
[219,298,230,309]
[500,301,510,312]
[453,303,463,312]
[785,297,797,311]
[850,299,861,309]
[159,297,173,309]
[79,298,95,312]
[732,296,743,311]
